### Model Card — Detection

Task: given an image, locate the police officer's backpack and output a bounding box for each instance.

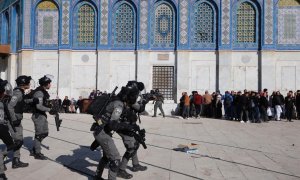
[87,94,110,117]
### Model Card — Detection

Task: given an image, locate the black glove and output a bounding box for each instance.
[12,120,21,127]
[33,98,39,104]
[49,108,57,115]
[141,98,149,105]
[130,124,140,132]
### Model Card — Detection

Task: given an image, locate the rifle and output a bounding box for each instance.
[51,100,62,131]
[95,86,118,120]
[131,128,147,149]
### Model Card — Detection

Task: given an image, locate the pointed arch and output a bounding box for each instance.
[151,1,176,49]
[73,1,97,48]
[35,0,59,47]
[191,0,217,49]
[232,0,261,49]
[112,1,137,48]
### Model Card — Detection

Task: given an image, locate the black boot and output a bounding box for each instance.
[132,164,147,172]
[0,173,7,180]
[34,153,47,160]
[12,157,29,169]
[117,169,133,179]
[30,147,36,156]
[93,174,106,180]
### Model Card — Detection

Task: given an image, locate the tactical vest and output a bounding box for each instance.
[0,95,11,125]
[0,102,5,124]
[33,86,50,114]
[13,88,25,114]
[120,106,137,124]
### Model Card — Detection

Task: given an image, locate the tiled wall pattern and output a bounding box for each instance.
[36,11,59,45]
[139,0,148,45]
[100,0,109,45]
[221,0,230,44]
[179,0,188,44]
[264,0,273,44]
[278,8,300,44]
[62,1,70,44]
[23,0,31,46]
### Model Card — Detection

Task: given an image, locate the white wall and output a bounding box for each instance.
[17,49,300,102]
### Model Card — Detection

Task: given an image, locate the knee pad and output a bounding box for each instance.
[123,150,136,160]
[35,133,48,141]
[134,141,140,150]
[35,134,43,141]
[109,159,120,173]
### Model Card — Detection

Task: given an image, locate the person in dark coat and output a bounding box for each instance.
[285,91,295,122]
[296,90,300,120]
[239,91,250,123]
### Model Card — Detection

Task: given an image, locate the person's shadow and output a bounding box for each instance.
[56,145,102,178]
[22,136,101,179]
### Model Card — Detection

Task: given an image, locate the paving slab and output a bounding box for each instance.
[2,114,300,180]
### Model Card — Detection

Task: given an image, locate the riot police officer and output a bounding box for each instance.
[117,81,148,179]
[0,79,23,180]
[6,76,34,168]
[92,86,140,180]
[31,75,56,160]
[153,89,165,117]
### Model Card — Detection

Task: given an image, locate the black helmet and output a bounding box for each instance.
[126,81,145,91]
[126,86,140,105]
[16,75,32,86]
[155,89,159,93]
[39,75,52,86]
[0,79,7,93]
[117,85,140,105]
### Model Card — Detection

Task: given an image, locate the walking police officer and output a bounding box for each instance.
[117,81,147,179]
[6,76,34,168]
[92,86,140,180]
[153,89,165,117]
[0,79,23,180]
[31,75,56,160]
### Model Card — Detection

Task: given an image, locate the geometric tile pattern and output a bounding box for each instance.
[62,1,70,44]
[152,3,174,47]
[192,2,214,45]
[236,2,256,43]
[112,3,135,47]
[77,4,95,44]
[24,0,32,46]
[278,8,300,44]
[264,0,273,44]
[139,0,148,45]
[100,0,109,45]
[36,1,59,46]
[221,0,230,44]
[179,0,188,44]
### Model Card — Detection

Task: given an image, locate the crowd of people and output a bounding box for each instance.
[177,89,300,122]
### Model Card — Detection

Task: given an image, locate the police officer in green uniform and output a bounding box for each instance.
[6,76,35,168]
[92,86,140,180]
[117,81,148,179]
[153,89,165,117]
[0,79,23,180]
[31,75,56,160]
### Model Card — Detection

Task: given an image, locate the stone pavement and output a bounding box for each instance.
[3,113,300,180]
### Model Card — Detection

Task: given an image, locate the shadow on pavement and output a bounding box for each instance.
[56,145,101,178]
